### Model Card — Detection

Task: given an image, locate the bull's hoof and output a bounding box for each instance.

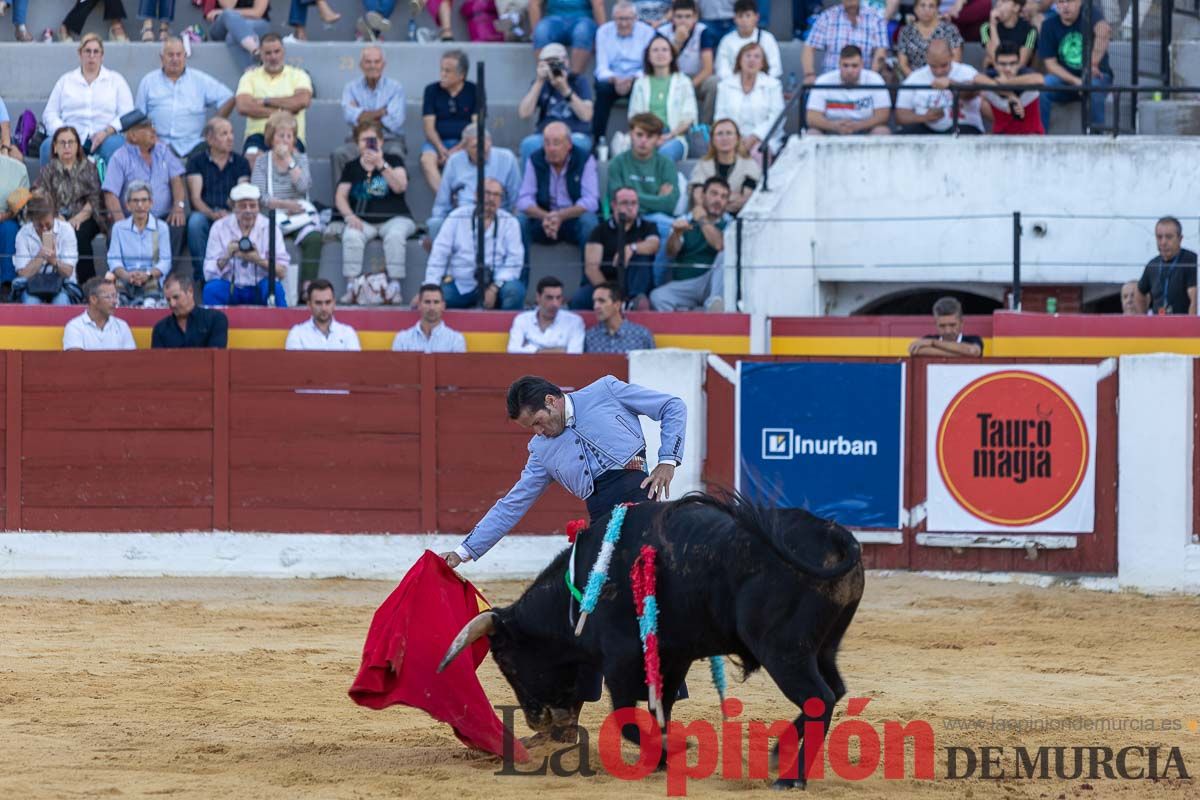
[520,728,579,748]
[771,777,807,790]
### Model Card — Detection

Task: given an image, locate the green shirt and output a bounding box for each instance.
[672,212,730,281]
[648,76,671,128]
[607,149,679,216]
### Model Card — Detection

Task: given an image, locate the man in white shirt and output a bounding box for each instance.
[592,1,657,142]
[285,279,362,351]
[423,178,526,310]
[895,40,987,135]
[714,0,783,81]
[806,45,892,136]
[63,277,136,351]
[392,284,468,353]
[507,276,585,354]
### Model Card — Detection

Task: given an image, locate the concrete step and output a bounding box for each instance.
[1137,97,1200,132]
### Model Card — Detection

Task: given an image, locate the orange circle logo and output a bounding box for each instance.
[936,371,1089,526]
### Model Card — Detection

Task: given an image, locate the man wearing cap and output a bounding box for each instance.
[517,42,596,167]
[102,110,187,256]
[201,183,288,307]
[0,153,30,297]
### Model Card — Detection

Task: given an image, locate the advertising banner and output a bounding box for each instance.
[926,364,1098,533]
[737,362,905,529]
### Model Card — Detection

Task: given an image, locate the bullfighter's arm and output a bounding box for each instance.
[454,451,552,562]
[604,376,687,466]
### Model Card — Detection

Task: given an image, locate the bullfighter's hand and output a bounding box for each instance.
[641,462,676,500]
[440,551,462,569]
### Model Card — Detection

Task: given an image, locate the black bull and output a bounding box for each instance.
[440,492,865,788]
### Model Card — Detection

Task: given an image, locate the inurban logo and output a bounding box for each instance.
[761,428,794,459]
[759,429,880,461]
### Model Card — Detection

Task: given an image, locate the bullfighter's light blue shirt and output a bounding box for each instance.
[456,376,686,561]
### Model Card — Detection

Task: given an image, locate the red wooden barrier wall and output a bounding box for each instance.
[0,352,625,535]
[703,355,1119,575]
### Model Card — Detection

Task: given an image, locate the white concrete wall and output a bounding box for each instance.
[1117,355,1200,593]
[628,349,707,498]
[738,137,1200,317]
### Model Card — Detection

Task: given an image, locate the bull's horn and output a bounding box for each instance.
[437,611,496,673]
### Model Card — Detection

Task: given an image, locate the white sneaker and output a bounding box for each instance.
[385,279,403,306]
[282,33,301,45]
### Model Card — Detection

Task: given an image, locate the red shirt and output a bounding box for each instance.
[983,90,1045,135]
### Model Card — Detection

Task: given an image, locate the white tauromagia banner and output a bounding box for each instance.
[926,364,1099,533]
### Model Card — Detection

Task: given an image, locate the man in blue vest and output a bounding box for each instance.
[442,373,685,568]
[515,121,600,270]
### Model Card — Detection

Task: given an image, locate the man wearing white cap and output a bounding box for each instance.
[201,182,289,307]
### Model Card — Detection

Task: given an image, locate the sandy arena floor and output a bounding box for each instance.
[1,572,1197,799]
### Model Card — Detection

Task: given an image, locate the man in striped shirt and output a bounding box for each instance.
[392,284,467,353]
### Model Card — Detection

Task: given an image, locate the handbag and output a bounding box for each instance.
[27,264,64,302]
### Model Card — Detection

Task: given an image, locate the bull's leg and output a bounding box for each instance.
[749,650,834,790]
[816,598,860,704]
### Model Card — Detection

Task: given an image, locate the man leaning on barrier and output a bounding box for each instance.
[908,296,984,357]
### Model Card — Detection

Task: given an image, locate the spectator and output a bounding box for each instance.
[980,43,1045,135]
[517,42,595,166]
[651,174,729,312]
[285,279,362,351]
[424,177,525,310]
[41,34,134,165]
[585,281,656,352]
[138,0,176,42]
[937,0,989,42]
[63,277,135,351]
[507,276,585,353]
[1135,217,1197,315]
[906,296,983,356]
[714,42,784,157]
[288,0,342,40]
[60,0,129,42]
[107,181,172,306]
[152,271,229,348]
[135,37,235,159]
[235,33,314,165]
[698,0,736,40]
[102,111,186,260]
[896,0,963,78]
[687,118,758,214]
[335,118,415,306]
[420,50,478,193]
[607,113,678,271]
[658,0,717,124]
[0,153,28,293]
[12,193,77,306]
[428,124,521,241]
[36,126,106,285]
[802,0,889,83]
[516,121,600,268]
[895,39,985,134]
[333,46,406,190]
[392,283,468,352]
[806,45,891,136]
[592,1,656,142]
[186,118,251,283]
[205,0,271,72]
[531,0,607,76]
[981,0,1036,70]
[1038,0,1112,132]
[629,35,699,160]
[1120,280,1145,316]
[574,186,659,310]
[6,0,32,42]
[714,0,782,83]
[202,182,289,306]
[251,110,322,302]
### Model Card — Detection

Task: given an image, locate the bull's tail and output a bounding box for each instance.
[665,491,862,580]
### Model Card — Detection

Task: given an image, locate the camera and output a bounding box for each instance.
[548,59,565,79]
[238,237,254,252]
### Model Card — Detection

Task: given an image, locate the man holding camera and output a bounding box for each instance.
[517,42,596,167]
[201,183,289,307]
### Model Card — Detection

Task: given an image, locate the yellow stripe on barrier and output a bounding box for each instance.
[772,336,997,357]
[990,337,1200,357]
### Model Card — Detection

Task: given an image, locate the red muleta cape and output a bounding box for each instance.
[348,550,529,762]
